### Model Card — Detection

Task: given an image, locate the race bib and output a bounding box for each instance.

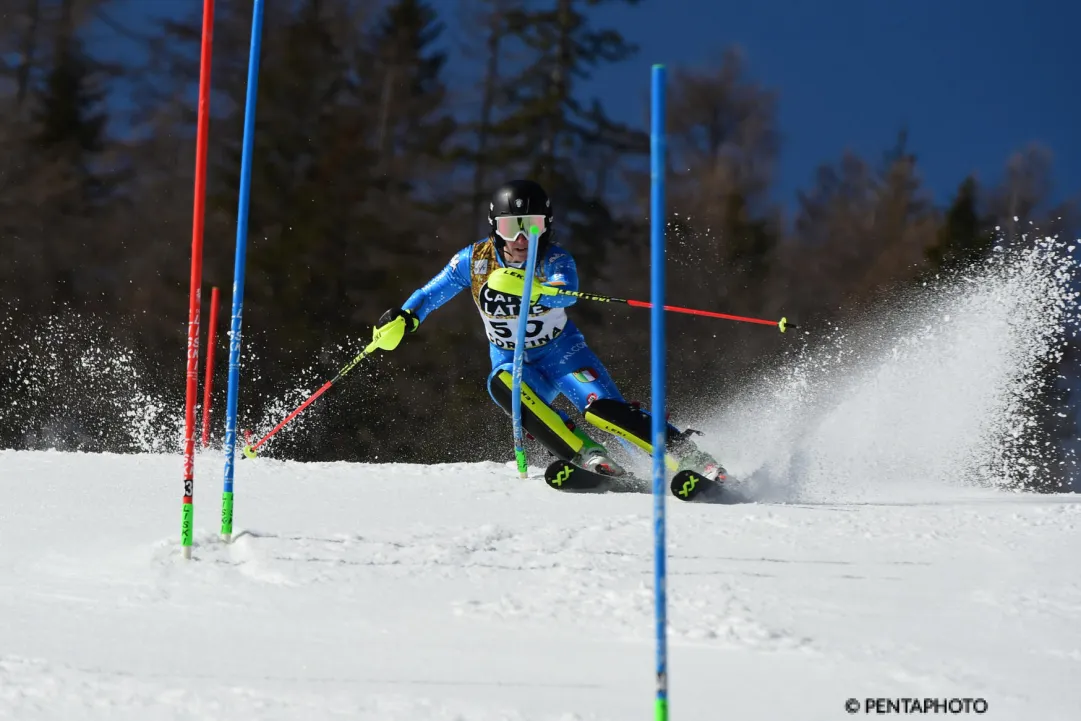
[477,282,566,350]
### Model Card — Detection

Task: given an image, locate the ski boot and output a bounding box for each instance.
[568,421,625,477]
[669,429,727,482]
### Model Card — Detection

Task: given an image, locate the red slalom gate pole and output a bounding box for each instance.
[181,0,216,561]
[201,286,220,448]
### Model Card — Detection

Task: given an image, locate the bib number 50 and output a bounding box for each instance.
[489,319,543,339]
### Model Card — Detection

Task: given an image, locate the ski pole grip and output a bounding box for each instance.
[487,268,555,299]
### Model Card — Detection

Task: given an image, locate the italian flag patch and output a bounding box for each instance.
[572,368,598,383]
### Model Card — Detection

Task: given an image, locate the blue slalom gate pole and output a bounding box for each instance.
[511,228,541,478]
[220,0,265,542]
[650,64,669,721]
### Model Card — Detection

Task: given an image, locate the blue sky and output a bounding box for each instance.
[578,0,1079,208]
[91,0,1079,213]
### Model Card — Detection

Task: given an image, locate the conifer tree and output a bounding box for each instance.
[923,176,994,275]
[487,0,646,274]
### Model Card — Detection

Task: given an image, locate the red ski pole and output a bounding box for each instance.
[241,314,410,458]
[488,269,796,332]
[623,298,789,330]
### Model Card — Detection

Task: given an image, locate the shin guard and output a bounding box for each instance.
[490,371,584,462]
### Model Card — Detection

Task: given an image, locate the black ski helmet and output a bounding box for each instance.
[487,179,554,255]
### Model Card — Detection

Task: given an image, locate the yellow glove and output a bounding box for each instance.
[487,267,559,302]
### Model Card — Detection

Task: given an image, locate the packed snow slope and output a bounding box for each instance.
[1,449,1079,720]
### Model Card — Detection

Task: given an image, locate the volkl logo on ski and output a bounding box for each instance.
[678,473,700,498]
[552,465,572,487]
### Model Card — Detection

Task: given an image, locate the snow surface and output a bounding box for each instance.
[1,449,1079,720]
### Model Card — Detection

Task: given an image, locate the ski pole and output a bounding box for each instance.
[240,315,408,458]
[488,268,796,333]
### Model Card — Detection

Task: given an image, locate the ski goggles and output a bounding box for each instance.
[493,214,547,243]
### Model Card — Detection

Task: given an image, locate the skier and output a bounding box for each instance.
[374,179,725,483]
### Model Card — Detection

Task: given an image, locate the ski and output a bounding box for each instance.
[669,469,717,502]
[544,459,612,491]
[543,460,722,501]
